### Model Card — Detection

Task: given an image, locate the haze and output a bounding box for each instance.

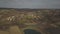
[0,0,60,9]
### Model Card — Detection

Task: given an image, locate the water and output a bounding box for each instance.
[24,29,41,34]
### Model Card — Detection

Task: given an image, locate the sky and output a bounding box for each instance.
[0,0,60,9]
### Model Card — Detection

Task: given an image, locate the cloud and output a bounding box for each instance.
[0,0,60,9]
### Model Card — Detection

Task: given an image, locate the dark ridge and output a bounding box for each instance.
[46,27,60,34]
[0,8,58,10]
